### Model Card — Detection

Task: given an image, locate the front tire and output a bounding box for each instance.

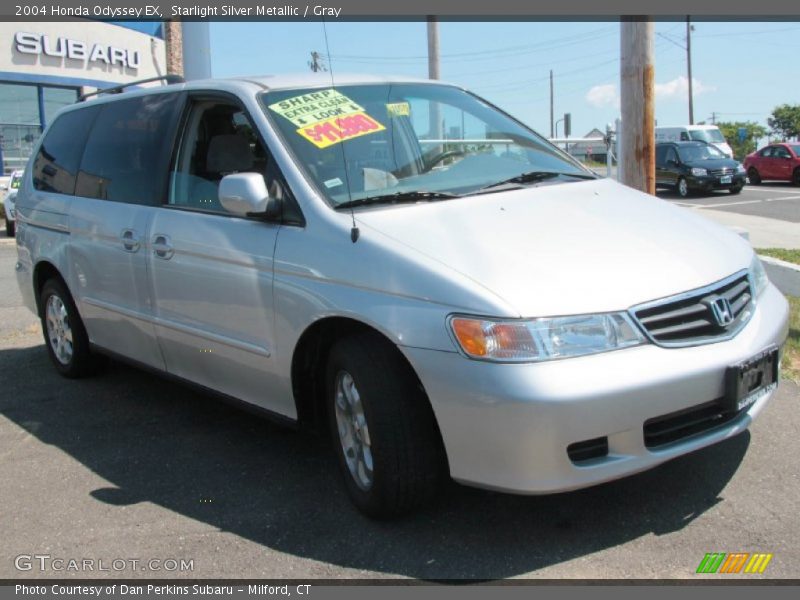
[793,168,800,187]
[39,279,98,378]
[676,177,690,198]
[729,185,743,195]
[326,332,445,518]
[748,167,761,185]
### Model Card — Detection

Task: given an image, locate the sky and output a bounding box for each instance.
[208,20,800,140]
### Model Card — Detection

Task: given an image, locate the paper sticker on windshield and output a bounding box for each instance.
[297,112,386,149]
[268,89,365,127]
[386,102,410,117]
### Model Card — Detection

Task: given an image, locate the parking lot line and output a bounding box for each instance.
[764,195,800,202]
[691,199,765,208]
[741,187,799,194]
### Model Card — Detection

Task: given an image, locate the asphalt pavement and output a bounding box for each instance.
[658,182,800,248]
[0,238,799,580]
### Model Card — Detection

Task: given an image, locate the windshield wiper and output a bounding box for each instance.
[335,190,460,210]
[475,170,597,193]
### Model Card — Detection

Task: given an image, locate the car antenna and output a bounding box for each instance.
[322,18,359,243]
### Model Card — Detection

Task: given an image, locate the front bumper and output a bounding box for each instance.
[688,173,746,192]
[402,283,789,494]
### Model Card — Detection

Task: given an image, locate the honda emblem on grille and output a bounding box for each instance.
[706,295,734,327]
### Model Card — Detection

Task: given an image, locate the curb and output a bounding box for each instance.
[759,255,800,298]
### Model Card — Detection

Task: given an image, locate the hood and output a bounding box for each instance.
[683,157,740,169]
[355,178,753,317]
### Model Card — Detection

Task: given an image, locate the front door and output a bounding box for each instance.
[148,95,290,414]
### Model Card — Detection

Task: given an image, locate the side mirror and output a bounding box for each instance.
[218,173,279,219]
[668,159,679,167]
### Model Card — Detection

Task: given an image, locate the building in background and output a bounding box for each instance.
[0,21,167,175]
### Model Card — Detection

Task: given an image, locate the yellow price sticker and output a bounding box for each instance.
[297,112,386,149]
[268,89,365,127]
[386,102,410,117]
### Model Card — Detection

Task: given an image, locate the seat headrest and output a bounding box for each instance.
[206,134,254,173]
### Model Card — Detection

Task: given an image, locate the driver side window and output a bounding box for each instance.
[169,99,272,214]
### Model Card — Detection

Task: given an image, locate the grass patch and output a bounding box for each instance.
[783,295,800,383]
[757,248,800,265]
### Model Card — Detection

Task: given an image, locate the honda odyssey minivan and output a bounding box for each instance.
[14,74,789,517]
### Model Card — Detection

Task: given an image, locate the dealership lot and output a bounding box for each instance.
[661,182,800,231]
[0,237,798,580]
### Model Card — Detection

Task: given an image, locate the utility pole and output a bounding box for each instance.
[427,16,440,81]
[620,17,655,194]
[687,16,694,125]
[710,112,717,124]
[549,70,554,138]
[427,16,442,148]
[308,51,327,72]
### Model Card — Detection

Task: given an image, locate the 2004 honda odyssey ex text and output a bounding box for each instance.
[14,74,790,517]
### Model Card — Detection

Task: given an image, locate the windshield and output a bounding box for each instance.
[689,129,726,143]
[261,84,592,207]
[790,145,800,157]
[677,144,727,162]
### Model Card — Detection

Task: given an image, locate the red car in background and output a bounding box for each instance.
[743,142,800,185]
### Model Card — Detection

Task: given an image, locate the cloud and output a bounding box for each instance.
[655,76,716,100]
[586,84,620,108]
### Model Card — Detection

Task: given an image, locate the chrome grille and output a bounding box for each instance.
[631,271,753,346]
[708,167,733,176]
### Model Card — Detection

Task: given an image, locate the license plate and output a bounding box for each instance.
[720,175,732,184]
[724,346,779,413]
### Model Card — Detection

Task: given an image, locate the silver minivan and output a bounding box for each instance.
[14,74,789,517]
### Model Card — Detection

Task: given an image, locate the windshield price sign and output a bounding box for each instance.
[297,112,386,149]
[269,89,367,127]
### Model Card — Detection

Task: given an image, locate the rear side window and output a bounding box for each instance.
[32,106,99,195]
[75,93,180,205]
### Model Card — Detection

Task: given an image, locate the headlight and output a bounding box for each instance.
[449,313,646,362]
[750,255,769,297]
[691,167,708,176]
[736,164,746,173]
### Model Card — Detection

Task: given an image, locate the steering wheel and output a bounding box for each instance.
[423,150,466,173]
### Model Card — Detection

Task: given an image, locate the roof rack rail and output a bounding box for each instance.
[77,75,185,102]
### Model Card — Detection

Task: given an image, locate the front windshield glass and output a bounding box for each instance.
[678,144,727,162]
[261,84,592,207]
[790,144,800,157]
[689,129,725,143]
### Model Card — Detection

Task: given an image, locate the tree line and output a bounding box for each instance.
[714,104,800,160]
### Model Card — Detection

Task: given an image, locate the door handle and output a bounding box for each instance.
[152,234,174,260]
[120,229,140,253]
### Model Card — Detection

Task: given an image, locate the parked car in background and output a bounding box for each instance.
[3,169,23,236]
[655,141,746,197]
[13,74,789,517]
[743,143,800,185]
[656,125,733,158]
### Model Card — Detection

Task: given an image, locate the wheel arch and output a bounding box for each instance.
[33,260,70,314]
[289,316,446,454]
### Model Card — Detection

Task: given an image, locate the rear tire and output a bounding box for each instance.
[39,279,98,378]
[729,185,743,195]
[4,219,13,237]
[326,331,445,518]
[748,167,761,185]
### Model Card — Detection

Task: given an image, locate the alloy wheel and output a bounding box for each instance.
[334,370,374,491]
